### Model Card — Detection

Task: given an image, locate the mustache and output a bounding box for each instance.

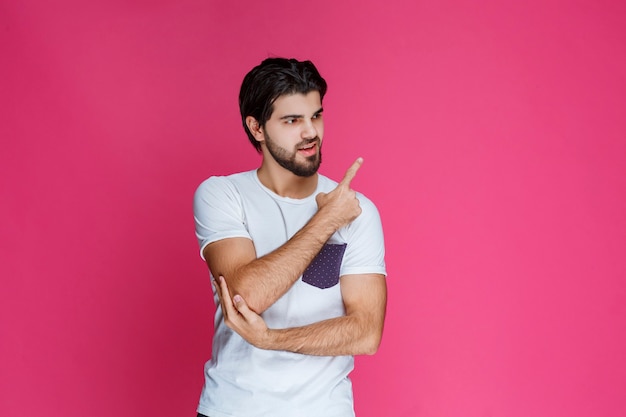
[296,137,321,148]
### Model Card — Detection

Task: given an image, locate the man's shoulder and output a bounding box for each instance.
[197,170,256,191]
[204,169,256,183]
[317,173,338,188]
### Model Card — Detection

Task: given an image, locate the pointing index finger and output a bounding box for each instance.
[340,157,363,187]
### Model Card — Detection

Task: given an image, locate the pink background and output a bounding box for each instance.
[1,1,625,416]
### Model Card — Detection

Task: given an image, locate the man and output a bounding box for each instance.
[193,57,387,417]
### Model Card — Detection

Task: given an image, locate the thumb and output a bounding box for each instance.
[315,192,327,205]
[233,294,250,314]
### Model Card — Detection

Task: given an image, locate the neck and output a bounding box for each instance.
[257,160,318,199]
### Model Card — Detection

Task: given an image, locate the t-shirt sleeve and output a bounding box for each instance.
[340,194,387,277]
[193,176,252,260]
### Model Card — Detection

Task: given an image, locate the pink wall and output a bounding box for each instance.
[1,1,625,416]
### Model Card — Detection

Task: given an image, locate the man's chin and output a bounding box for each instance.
[292,161,320,177]
[292,166,319,177]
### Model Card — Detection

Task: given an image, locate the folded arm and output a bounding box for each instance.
[204,159,364,314]
[215,273,387,356]
[204,214,337,314]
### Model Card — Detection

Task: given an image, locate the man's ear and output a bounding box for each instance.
[245,116,264,143]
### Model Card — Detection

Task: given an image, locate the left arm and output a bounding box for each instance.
[215,273,387,356]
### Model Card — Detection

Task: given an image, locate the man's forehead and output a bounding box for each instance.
[271,91,322,116]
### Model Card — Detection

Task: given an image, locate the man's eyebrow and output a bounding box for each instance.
[278,107,324,120]
[279,114,303,120]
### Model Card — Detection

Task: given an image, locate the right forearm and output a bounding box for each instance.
[230,210,338,313]
[218,158,364,314]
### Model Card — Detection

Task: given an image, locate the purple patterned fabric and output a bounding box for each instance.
[302,243,347,289]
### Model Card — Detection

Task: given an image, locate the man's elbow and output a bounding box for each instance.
[236,290,268,315]
[360,331,383,355]
[238,288,275,315]
[224,278,268,315]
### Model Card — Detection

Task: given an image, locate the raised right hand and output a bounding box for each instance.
[315,157,363,229]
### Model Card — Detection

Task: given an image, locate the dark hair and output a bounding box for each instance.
[239,58,328,152]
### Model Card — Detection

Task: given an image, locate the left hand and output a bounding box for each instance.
[215,276,271,348]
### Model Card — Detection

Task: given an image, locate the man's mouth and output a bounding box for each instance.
[297,142,318,156]
[299,142,316,150]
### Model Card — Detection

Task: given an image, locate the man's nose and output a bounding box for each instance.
[301,119,318,139]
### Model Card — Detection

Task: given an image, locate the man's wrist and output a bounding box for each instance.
[256,328,275,350]
[307,209,340,240]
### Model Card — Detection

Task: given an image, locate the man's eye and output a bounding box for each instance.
[285,118,297,124]
[312,113,323,119]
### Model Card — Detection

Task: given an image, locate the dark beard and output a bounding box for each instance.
[264,132,322,177]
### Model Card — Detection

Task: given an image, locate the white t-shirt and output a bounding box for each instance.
[193,170,386,417]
